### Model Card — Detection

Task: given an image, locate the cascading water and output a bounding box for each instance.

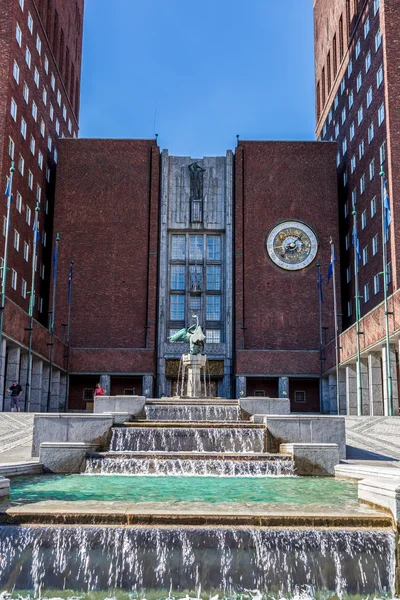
[110,427,265,453]
[85,456,295,476]
[0,525,395,597]
[144,404,241,422]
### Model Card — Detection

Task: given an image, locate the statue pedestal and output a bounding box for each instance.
[182,354,207,398]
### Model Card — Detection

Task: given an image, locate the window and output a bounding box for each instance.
[189,296,201,310]
[378,103,385,126]
[351,155,356,173]
[2,218,6,237]
[49,103,54,120]
[348,59,353,77]
[348,90,354,109]
[13,61,20,84]
[336,152,341,167]
[350,122,355,140]
[356,72,362,92]
[10,98,17,121]
[206,265,221,290]
[18,154,24,175]
[55,119,60,135]
[342,137,347,155]
[360,174,366,194]
[189,265,202,290]
[34,67,39,87]
[387,262,392,284]
[294,391,306,404]
[361,209,367,229]
[206,330,221,344]
[377,65,383,88]
[365,51,371,73]
[20,117,27,139]
[346,266,351,283]
[372,234,379,255]
[16,23,22,46]
[375,29,382,52]
[47,136,52,151]
[23,242,29,262]
[40,264,45,280]
[371,196,377,217]
[46,166,51,182]
[344,201,349,218]
[16,192,22,213]
[83,389,94,401]
[11,270,17,290]
[36,34,41,55]
[40,119,45,137]
[335,123,340,138]
[352,188,357,207]
[367,86,373,107]
[30,135,35,155]
[23,82,29,103]
[28,170,33,190]
[21,279,27,299]
[44,55,49,74]
[206,295,221,320]
[363,245,368,266]
[27,11,33,33]
[57,90,61,106]
[343,171,348,187]
[32,101,37,121]
[369,159,375,180]
[364,283,370,303]
[19,0,24,10]
[39,297,43,313]
[341,107,346,124]
[171,265,185,290]
[207,236,221,260]
[62,105,67,120]
[170,294,184,320]
[8,137,15,160]
[26,205,31,225]
[25,46,31,68]
[187,235,202,260]
[359,139,365,159]
[368,122,374,143]
[36,184,41,203]
[374,274,380,295]
[38,151,43,169]
[374,0,380,15]
[334,94,339,109]
[355,39,361,59]
[42,87,47,105]
[364,17,370,38]
[13,230,20,252]
[68,118,72,134]
[322,124,327,139]
[358,105,363,125]
[380,141,386,164]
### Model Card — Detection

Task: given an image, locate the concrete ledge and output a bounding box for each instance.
[0,461,43,478]
[102,412,130,425]
[263,416,346,458]
[241,397,290,416]
[94,396,145,416]
[280,443,339,476]
[0,477,10,498]
[335,463,400,481]
[32,414,114,457]
[358,476,400,523]
[40,442,100,474]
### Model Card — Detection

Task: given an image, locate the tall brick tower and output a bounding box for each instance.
[0,0,84,411]
[315,0,400,415]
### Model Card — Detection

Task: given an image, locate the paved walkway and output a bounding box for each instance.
[345,416,400,461]
[0,413,35,462]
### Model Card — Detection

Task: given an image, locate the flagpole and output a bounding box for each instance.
[380,167,393,416]
[47,233,60,412]
[317,263,323,411]
[330,238,340,415]
[352,209,363,415]
[25,202,40,411]
[0,162,15,411]
[64,258,74,412]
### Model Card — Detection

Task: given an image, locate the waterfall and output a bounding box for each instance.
[110,427,265,453]
[85,456,295,477]
[144,404,241,422]
[0,525,395,597]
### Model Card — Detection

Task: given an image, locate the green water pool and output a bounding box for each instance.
[9,474,360,507]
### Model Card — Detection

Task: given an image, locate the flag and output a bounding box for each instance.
[384,180,391,233]
[352,228,361,264]
[327,250,337,284]
[68,263,73,302]
[4,179,10,198]
[318,269,324,303]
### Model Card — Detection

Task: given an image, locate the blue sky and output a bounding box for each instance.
[79,1,316,157]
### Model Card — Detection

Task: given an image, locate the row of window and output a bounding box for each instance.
[170,294,221,321]
[336,103,385,162]
[345,231,381,267]
[171,265,221,291]
[10,98,59,164]
[0,257,44,311]
[347,264,391,317]
[171,235,221,262]
[2,218,47,258]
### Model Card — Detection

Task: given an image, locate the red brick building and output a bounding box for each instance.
[0,0,83,411]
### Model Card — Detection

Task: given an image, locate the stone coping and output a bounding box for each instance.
[0,500,392,528]
[0,461,43,478]
[146,399,238,406]
[335,464,400,480]
[33,414,114,420]
[120,422,265,429]
[281,443,339,450]
[358,476,400,524]
[41,442,100,449]
[89,451,292,462]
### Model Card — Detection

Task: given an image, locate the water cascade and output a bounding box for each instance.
[144,404,241,422]
[0,525,395,597]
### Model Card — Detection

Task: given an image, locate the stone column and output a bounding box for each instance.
[42,364,50,412]
[321,377,330,414]
[328,370,346,414]
[346,363,358,415]
[368,352,384,416]
[5,347,21,412]
[359,358,370,415]
[0,340,6,411]
[50,369,61,411]
[59,373,67,411]
[100,374,110,395]
[278,376,289,399]
[338,368,347,415]
[236,376,246,399]
[382,345,399,416]
[30,359,43,412]
[142,375,153,398]
[19,353,31,412]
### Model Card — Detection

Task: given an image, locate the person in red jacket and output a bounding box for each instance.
[94,383,106,398]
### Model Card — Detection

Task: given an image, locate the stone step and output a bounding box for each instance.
[120,421,265,429]
[146,399,236,406]
[0,461,43,478]
[90,451,290,461]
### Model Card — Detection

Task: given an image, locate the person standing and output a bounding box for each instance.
[94,382,106,398]
[7,380,23,412]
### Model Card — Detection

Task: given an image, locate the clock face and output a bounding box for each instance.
[266,221,318,271]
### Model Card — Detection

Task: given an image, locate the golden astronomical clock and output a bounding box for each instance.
[266,221,318,271]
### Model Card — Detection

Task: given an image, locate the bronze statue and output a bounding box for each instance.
[169,315,205,355]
